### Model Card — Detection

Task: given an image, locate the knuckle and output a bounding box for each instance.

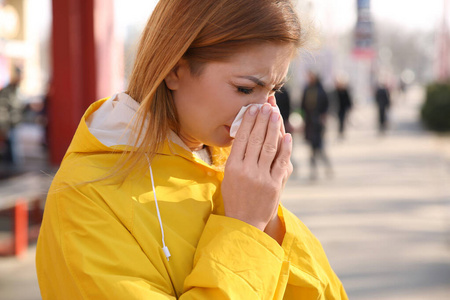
[262,143,277,154]
[235,131,249,143]
[257,113,270,122]
[285,163,293,179]
[277,158,290,168]
[248,135,264,146]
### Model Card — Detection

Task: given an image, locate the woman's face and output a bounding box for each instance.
[166,43,293,150]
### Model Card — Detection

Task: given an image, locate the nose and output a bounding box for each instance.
[254,95,277,106]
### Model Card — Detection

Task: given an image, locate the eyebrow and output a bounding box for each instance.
[239,76,266,87]
[238,75,286,88]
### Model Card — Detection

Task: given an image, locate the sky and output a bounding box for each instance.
[317,0,446,33]
[371,0,446,31]
[34,0,450,35]
[115,0,448,35]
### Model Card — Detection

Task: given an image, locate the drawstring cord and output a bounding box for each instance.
[145,154,171,261]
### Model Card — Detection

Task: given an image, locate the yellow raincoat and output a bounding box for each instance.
[36,94,347,299]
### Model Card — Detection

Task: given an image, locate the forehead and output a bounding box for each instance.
[231,43,293,71]
[204,43,294,80]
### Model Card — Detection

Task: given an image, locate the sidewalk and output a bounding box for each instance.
[284,85,450,299]
[0,85,449,300]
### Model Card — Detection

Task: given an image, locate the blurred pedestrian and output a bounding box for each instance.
[0,66,23,164]
[301,70,333,180]
[36,1,347,299]
[333,74,352,139]
[374,82,391,134]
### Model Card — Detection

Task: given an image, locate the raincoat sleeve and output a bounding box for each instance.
[183,215,288,299]
[184,207,347,299]
[279,206,348,299]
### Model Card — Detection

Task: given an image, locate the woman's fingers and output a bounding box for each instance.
[244,104,273,163]
[228,105,259,161]
[268,95,285,134]
[258,111,282,169]
[271,133,293,182]
[267,95,276,107]
[230,103,285,168]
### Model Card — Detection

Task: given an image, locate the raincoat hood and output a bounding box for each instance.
[65,93,228,169]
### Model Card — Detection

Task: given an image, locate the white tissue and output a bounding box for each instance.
[229,104,280,138]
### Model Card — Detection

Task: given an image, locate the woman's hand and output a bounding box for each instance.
[222,103,293,234]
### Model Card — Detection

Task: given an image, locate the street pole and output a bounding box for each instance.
[438,0,449,82]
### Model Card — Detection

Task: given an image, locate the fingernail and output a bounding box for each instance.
[284,134,292,143]
[262,104,271,114]
[249,105,258,115]
[271,112,280,122]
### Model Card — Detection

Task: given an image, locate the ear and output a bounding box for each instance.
[164,60,188,91]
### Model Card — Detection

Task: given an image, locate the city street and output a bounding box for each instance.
[284,85,450,299]
[0,85,449,299]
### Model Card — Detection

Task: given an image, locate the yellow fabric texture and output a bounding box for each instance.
[36,98,348,299]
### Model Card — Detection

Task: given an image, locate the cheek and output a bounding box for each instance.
[203,89,237,121]
[174,83,208,119]
[219,97,245,125]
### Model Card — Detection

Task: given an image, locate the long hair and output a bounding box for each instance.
[121,0,304,176]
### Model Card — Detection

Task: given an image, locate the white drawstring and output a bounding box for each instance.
[145,154,171,261]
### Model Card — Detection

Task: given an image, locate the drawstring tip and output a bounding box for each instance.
[146,158,171,263]
[162,246,171,261]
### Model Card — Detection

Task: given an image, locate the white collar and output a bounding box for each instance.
[86,92,192,152]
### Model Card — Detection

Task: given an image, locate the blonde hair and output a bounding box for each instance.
[122,0,304,175]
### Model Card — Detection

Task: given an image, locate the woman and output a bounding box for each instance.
[36,0,347,299]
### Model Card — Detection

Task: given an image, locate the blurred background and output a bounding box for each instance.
[0,0,449,299]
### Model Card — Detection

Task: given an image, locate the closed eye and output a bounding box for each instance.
[237,87,254,95]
